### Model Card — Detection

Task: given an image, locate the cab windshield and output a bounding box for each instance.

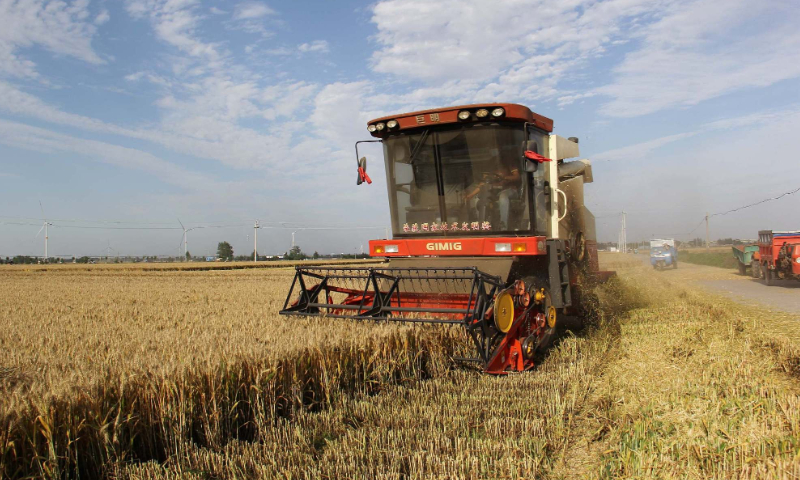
[383,123,531,236]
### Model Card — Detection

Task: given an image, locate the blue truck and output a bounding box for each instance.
[650,239,677,270]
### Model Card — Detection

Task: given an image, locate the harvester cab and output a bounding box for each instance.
[281,104,612,374]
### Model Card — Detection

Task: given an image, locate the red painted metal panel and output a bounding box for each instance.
[369,236,546,257]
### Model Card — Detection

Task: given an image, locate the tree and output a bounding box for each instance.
[313,251,320,259]
[185,251,191,261]
[285,245,306,260]
[217,241,234,261]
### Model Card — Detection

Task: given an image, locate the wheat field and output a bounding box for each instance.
[2,255,799,478]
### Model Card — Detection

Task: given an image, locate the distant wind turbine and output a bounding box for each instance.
[178,219,198,260]
[35,201,53,262]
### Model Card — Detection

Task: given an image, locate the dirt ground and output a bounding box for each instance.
[635,253,800,316]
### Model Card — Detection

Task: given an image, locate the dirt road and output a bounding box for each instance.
[637,255,800,316]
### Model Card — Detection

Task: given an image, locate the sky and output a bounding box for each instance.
[0,0,799,258]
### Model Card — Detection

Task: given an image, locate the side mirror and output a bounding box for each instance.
[523,140,543,172]
[357,157,372,185]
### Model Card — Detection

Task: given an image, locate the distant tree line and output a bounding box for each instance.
[1,243,371,265]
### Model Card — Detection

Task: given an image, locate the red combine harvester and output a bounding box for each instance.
[280,104,613,374]
[758,230,800,285]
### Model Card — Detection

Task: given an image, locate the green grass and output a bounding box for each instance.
[678,250,738,270]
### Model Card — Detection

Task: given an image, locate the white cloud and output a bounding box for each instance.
[592,132,697,162]
[366,0,800,119]
[591,105,800,162]
[700,108,800,132]
[232,1,274,20]
[0,0,105,78]
[597,0,800,117]
[368,0,657,104]
[557,92,596,107]
[94,9,110,25]
[298,40,329,54]
[209,6,226,15]
[0,119,215,190]
[125,0,222,61]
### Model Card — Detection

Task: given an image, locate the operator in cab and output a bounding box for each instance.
[463,158,521,230]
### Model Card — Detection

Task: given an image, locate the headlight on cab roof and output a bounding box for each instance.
[375,122,385,131]
[368,124,377,132]
[385,244,399,253]
[491,107,505,117]
[386,120,398,128]
[458,110,471,120]
[475,108,489,118]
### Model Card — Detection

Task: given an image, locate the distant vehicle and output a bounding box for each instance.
[757,230,800,285]
[650,238,677,270]
[731,245,759,276]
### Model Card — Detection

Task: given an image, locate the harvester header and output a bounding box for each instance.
[281,102,612,374]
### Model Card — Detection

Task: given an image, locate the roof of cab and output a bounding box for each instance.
[366,103,553,137]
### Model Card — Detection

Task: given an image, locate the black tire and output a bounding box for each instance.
[738,261,746,275]
[751,261,760,279]
[764,266,775,286]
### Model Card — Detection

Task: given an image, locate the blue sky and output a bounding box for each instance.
[1,0,799,258]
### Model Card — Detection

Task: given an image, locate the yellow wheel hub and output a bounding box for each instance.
[547,306,557,328]
[534,288,546,304]
[494,290,515,333]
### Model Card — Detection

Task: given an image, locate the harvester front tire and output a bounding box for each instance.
[751,261,760,279]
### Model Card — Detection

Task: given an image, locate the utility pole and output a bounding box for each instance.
[705,213,709,251]
[254,220,260,262]
[622,211,627,254]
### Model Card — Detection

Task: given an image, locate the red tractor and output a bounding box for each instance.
[281,103,613,374]
[758,230,800,285]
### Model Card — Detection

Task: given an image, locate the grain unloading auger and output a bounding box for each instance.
[280,103,614,374]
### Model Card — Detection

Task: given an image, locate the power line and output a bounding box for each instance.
[709,185,800,219]
[681,185,800,238]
